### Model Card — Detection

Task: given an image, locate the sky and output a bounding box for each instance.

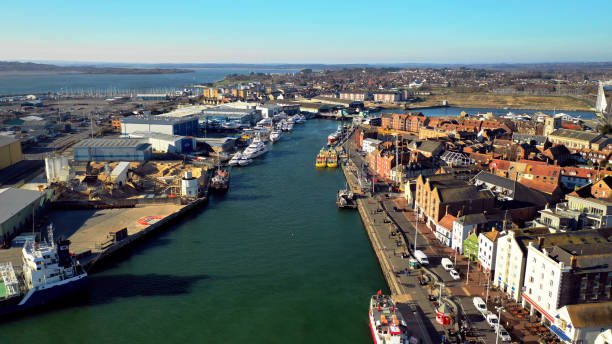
[1,0,611,64]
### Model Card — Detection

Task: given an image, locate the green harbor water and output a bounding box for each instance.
[0,119,387,343]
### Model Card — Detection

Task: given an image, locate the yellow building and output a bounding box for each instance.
[549,129,606,150]
[0,137,22,170]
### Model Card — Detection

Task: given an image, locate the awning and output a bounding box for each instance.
[522,294,554,322]
[548,325,571,342]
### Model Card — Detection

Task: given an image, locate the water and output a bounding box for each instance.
[0,119,387,344]
[0,68,299,95]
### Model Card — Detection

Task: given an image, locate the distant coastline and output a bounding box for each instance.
[0,61,193,75]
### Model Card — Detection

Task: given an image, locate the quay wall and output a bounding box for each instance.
[81,196,208,271]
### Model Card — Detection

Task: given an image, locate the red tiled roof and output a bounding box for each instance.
[519,178,559,194]
[526,164,561,178]
[560,167,595,179]
[438,214,457,230]
[490,159,510,170]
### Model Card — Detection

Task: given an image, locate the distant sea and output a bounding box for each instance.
[0,67,299,95]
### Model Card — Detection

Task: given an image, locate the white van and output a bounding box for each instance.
[441,258,454,271]
[414,250,429,265]
[473,297,487,315]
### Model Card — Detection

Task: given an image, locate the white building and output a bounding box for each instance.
[362,138,382,154]
[110,162,130,185]
[493,227,550,301]
[120,115,198,137]
[552,302,612,344]
[129,132,195,154]
[522,242,571,322]
[373,93,399,103]
[478,229,502,274]
[435,214,455,247]
[452,214,487,254]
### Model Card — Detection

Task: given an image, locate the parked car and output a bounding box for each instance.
[497,326,512,342]
[414,250,429,265]
[486,313,499,328]
[472,297,487,315]
[449,269,460,280]
[441,258,454,271]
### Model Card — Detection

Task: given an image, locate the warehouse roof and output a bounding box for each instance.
[120,115,196,125]
[0,188,43,225]
[73,138,147,148]
[549,129,602,142]
[0,136,18,147]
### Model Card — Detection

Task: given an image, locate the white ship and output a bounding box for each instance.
[269,129,282,143]
[243,136,268,159]
[0,225,88,316]
[369,293,414,344]
[238,155,253,166]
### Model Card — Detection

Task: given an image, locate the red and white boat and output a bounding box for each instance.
[369,292,416,344]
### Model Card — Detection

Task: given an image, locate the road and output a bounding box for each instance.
[341,139,499,343]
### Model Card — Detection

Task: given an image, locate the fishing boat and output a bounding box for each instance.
[210,168,230,193]
[0,225,88,317]
[369,293,413,344]
[315,148,327,168]
[327,125,343,146]
[326,150,338,168]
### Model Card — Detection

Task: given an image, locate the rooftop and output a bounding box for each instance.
[549,129,602,142]
[73,138,147,149]
[564,301,612,328]
[0,136,18,147]
[0,188,43,225]
[121,115,197,125]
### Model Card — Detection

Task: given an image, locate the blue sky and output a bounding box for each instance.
[1,0,611,64]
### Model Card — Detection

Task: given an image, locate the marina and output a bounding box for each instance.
[0,119,386,343]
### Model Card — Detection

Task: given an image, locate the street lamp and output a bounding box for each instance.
[495,306,505,344]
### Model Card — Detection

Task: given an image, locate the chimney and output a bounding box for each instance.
[537,237,544,247]
[570,255,577,269]
[445,205,450,216]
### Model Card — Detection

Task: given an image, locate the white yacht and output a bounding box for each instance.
[228,152,242,166]
[269,129,282,143]
[221,120,241,130]
[295,114,307,124]
[257,117,273,127]
[238,155,253,166]
[243,136,268,159]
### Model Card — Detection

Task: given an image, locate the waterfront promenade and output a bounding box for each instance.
[340,139,501,343]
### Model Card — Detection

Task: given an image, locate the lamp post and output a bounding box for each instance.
[495,306,505,344]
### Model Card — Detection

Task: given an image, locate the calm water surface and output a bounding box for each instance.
[0,119,387,344]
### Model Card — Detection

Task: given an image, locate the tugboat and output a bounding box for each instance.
[210,168,230,193]
[326,150,338,168]
[0,225,88,317]
[337,188,356,209]
[369,292,413,344]
[315,148,328,168]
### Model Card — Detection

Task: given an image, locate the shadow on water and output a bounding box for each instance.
[87,273,211,303]
[0,274,211,324]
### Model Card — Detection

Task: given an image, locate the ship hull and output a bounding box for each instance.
[0,273,88,317]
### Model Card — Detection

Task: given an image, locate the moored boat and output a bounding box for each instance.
[326,150,338,168]
[0,225,88,317]
[369,293,413,344]
[315,148,327,168]
[210,168,230,193]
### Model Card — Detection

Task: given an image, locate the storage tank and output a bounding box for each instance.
[181,171,198,198]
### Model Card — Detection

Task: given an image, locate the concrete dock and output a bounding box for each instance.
[340,160,441,344]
